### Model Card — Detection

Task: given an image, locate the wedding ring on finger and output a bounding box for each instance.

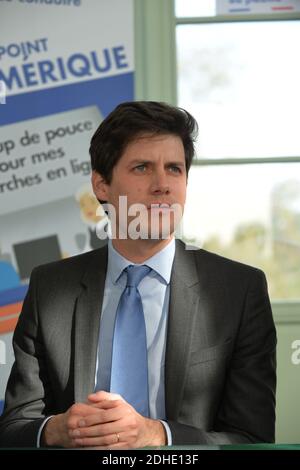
[115,433,120,443]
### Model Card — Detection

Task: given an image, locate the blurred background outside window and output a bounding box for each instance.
[176,0,300,300]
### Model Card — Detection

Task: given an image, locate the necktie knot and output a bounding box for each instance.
[126,265,151,288]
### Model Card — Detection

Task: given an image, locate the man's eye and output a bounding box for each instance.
[134,164,146,172]
[169,166,181,173]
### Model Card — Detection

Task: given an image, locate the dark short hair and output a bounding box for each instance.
[89,101,198,183]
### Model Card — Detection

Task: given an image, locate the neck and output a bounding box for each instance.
[111,236,174,263]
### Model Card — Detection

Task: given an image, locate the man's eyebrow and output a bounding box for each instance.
[167,161,185,167]
[128,160,185,166]
[129,159,152,165]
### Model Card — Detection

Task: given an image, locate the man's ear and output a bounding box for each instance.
[91,170,109,202]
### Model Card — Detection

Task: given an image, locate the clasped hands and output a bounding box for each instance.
[42,391,166,449]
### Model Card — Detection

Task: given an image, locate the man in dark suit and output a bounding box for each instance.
[0,101,276,448]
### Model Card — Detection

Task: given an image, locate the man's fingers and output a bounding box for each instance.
[77,404,123,427]
[67,403,102,429]
[70,402,99,416]
[73,432,123,447]
[71,421,124,439]
[88,391,123,402]
[89,399,123,410]
[68,400,122,431]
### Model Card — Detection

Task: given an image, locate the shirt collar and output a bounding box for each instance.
[107,238,176,286]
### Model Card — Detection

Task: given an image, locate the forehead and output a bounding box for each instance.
[120,133,185,161]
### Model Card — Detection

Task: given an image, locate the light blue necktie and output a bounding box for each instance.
[110,264,150,417]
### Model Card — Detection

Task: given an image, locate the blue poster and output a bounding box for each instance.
[0,0,134,412]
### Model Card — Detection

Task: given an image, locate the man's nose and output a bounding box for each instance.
[150,169,170,194]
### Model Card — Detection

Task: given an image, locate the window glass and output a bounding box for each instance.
[177,21,300,158]
[181,163,300,300]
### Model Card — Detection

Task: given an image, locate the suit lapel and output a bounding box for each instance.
[74,247,108,403]
[165,240,200,420]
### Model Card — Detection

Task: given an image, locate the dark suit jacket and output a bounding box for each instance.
[0,240,276,447]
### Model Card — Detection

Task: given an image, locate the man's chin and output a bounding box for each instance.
[137,226,175,241]
[119,227,174,241]
[111,216,177,240]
